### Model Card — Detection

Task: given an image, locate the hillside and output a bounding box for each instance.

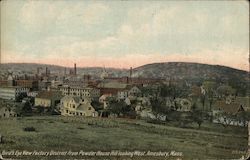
[0,116,247,159]
[132,62,249,82]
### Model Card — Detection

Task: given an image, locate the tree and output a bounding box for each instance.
[151,99,170,121]
[202,81,217,111]
[36,105,45,114]
[179,112,193,128]
[160,84,182,98]
[15,102,32,116]
[191,104,204,129]
[217,85,235,98]
[15,92,27,102]
[228,77,248,96]
[107,101,130,117]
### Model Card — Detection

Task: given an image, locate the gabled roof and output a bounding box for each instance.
[36,91,62,100]
[98,82,128,89]
[213,100,245,115]
[235,97,250,111]
[61,95,81,103]
[76,102,94,112]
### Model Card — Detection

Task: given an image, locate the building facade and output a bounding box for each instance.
[0,86,29,100]
[35,91,62,107]
[15,80,39,90]
[59,86,100,99]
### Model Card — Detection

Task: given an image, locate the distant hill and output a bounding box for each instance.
[0,63,128,77]
[0,62,249,82]
[132,62,249,82]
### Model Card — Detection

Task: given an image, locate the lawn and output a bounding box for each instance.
[0,116,248,160]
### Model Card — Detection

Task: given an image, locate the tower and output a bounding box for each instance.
[74,63,77,75]
[129,67,133,83]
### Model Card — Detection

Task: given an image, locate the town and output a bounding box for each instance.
[0,63,249,128]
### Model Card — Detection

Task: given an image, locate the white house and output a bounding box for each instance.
[0,107,17,118]
[60,95,97,117]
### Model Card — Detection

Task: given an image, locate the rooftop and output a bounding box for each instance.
[36,91,62,100]
[213,100,245,115]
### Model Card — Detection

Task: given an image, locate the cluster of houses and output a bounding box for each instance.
[0,64,249,128]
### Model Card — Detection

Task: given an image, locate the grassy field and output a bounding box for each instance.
[0,116,248,160]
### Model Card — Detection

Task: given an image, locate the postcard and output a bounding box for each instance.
[0,0,249,160]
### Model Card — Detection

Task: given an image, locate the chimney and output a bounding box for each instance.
[45,67,48,76]
[130,67,132,78]
[74,63,77,75]
[129,67,132,83]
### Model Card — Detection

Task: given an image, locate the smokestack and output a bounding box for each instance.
[74,63,76,75]
[130,67,132,78]
[45,67,48,76]
[64,67,66,75]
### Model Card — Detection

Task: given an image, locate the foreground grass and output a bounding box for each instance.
[0,116,248,160]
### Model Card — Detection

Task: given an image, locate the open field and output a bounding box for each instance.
[0,116,248,160]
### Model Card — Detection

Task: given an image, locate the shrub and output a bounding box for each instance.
[77,127,85,130]
[23,127,36,132]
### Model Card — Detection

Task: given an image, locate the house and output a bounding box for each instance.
[60,95,97,117]
[136,97,151,107]
[135,97,153,119]
[212,100,246,126]
[128,86,142,97]
[165,97,175,109]
[117,89,129,100]
[99,94,112,109]
[124,97,131,106]
[35,91,62,108]
[117,85,142,101]
[171,98,192,112]
[0,106,17,118]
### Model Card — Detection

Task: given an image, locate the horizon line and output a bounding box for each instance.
[1,61,249,72]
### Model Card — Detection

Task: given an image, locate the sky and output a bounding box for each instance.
[1,0,249,71]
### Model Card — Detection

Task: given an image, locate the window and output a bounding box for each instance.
[88,107,91,110]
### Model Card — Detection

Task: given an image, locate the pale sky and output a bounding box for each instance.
[1,0,249,71]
